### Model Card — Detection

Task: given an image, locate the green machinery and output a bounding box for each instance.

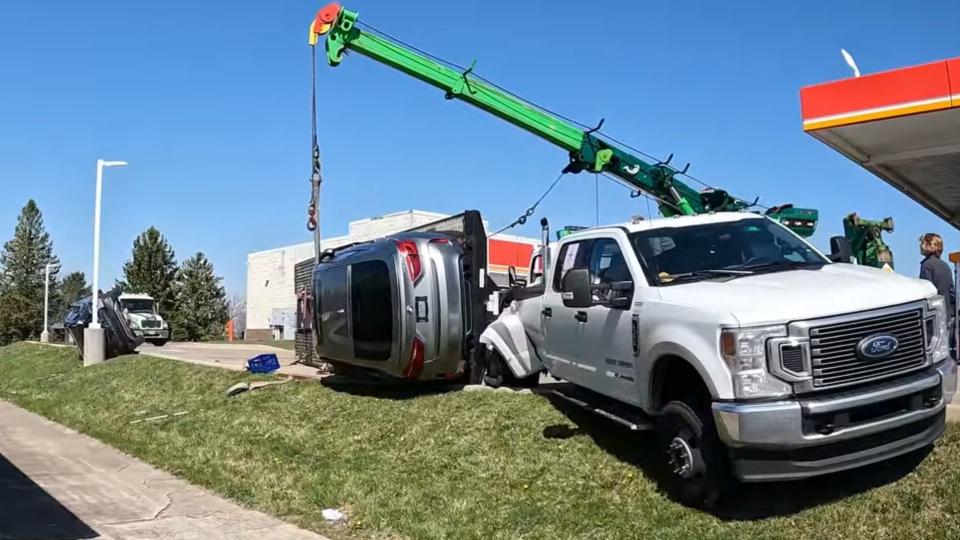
[843,213,895,269]
[308,3,818,237]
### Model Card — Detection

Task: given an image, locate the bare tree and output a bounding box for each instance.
[228,293,247,335]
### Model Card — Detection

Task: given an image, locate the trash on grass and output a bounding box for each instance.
[247,353,280,374]
[322,508,346,523]
[225,377,294,397]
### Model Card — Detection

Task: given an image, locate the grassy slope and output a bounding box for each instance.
[2,342,960,539]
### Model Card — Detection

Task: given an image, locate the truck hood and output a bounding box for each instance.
[657,263,936,325]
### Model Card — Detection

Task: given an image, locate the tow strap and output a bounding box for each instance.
[307,44,323,263]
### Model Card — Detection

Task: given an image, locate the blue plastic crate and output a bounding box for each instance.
[247,353,280,374]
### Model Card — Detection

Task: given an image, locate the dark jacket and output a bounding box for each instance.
[920,255,955,313]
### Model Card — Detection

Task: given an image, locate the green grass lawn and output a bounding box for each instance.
[2,342,960,539]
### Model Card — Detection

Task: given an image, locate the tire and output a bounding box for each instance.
[150,339,168,347]
[655,399,730,508]
[471,348,540,388]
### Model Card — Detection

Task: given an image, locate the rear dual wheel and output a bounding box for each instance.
[469,347,539,388]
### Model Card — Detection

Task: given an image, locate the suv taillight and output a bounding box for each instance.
[402,336,425,379]
[396,239,422,282]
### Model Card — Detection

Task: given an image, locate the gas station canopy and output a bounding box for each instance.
[801,57,960,229]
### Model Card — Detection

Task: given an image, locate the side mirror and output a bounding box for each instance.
[507,266,527,288]
[561,268,592,308]
[829,236,854,263]
[608,280,634,310]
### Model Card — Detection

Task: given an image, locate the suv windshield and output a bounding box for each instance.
[121,299,156,313]
[629,218,827,286]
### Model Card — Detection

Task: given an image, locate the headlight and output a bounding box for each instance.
[926,295,950,362]
[721,325,792,399]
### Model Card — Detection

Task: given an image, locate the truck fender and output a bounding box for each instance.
[646,340,725,402]
[479,308,543,378]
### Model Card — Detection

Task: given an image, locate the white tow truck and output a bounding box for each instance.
[118,293,170,346]
[480,212,956,505]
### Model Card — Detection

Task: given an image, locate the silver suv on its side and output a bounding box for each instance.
[312,232,472,380]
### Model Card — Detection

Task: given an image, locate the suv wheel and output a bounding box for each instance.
[655,400,729,508]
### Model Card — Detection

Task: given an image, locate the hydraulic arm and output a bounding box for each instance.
[309,3,818,236]
[843,213,895,269]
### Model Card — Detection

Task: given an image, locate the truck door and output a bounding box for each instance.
[582,237,642,405]
[541,238,592,381]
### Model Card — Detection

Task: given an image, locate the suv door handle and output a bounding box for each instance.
[542,308,552,318]
[574,311,588,323]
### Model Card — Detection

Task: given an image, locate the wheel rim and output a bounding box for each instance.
[667,435,696,479]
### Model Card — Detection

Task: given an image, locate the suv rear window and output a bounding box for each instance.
[351,261,393,361]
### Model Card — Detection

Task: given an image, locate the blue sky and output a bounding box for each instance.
[1,0,957,295]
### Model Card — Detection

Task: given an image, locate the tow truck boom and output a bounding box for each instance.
[309,3,818,236]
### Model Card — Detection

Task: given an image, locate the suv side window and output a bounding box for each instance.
[587,238,633,301]
[552,240,590,291]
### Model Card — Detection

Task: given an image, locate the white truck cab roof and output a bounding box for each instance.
[118,293,155,301]
[561,212,766,240]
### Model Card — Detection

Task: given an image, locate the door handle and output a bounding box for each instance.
[574,311,588,323]
[542,307,552,318]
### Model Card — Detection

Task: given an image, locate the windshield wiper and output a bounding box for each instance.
[660,268,754,284]
[738,261,823,272]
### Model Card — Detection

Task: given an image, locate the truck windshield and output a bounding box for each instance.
[629,218,827,286]
[121,300,156,313]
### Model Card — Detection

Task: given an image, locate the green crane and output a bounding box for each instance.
[843,213,895,269]
[308,3,818,237]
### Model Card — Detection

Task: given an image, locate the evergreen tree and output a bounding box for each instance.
[56,271,90,319]
[116,227,178,317]
[172,252,228,341]
[0,200,59,344]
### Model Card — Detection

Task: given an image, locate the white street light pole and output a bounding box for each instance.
[39,262,60,343]
[84,159,127,366]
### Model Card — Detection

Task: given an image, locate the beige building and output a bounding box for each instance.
[245,210,538,341]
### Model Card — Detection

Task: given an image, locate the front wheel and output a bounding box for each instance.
[655,400,730,508]
[149,339,168,347]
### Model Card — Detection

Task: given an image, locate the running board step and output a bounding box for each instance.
[537,383,654,432]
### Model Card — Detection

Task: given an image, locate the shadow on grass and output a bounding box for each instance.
[540,393,930,521]
[0,453,99,539]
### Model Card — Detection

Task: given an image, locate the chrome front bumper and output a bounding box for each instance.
[133,328,169,339]
[712,360,955,482]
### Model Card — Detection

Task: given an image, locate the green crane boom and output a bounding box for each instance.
[309,3,818,236]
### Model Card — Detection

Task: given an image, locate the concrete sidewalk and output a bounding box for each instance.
[140,342,326,380]
[0,400,327,540]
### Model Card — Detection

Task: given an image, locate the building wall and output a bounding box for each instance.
[245,210,539,336]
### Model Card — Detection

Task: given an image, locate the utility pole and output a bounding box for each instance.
[84,158,127,366]
[39,263,60,343]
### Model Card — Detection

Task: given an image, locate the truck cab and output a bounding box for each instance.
[118,293,170,346]
[481,212,955,504]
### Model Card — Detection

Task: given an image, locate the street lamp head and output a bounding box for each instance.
[102,160,128,168]
[46,263,61,272]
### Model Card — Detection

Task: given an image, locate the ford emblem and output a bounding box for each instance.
[857,334,899,359]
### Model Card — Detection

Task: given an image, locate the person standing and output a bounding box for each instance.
[920,234,955,307]
[919,233,956,356]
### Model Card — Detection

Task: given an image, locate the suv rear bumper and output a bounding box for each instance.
[712,359,955,482]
